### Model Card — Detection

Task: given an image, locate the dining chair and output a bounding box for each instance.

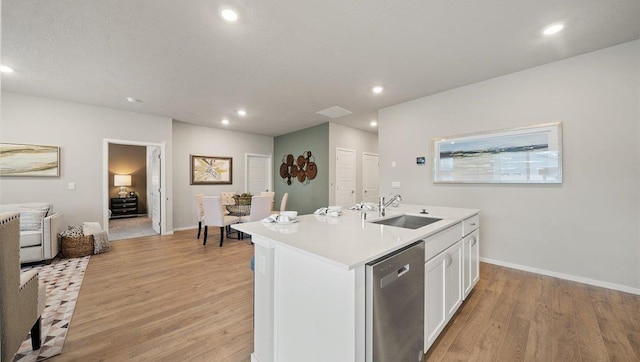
[194,194,205,239]
[202,196,240,247]
[260,191,275,211]
[280,192,289,212]
[220,191,236,215]
[240,195,273,223]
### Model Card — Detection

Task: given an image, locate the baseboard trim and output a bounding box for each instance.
[480,257,640,296]
[172,225,197,232]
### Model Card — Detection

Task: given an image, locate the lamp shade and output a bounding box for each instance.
[114,174,132,187]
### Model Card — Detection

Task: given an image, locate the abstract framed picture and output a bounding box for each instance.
[190,155,233,185]
[0,142,60,177]
[433,122,562,184]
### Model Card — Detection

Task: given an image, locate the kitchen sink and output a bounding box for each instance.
[371,215,442,229]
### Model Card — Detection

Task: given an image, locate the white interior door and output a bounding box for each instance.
[150,147,161,234]
[335,148,356,207]
[246,154,272,195]
[362,153,379,203]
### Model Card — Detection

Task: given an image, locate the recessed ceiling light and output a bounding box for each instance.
[370,120,378,127]
[221,119,230,125]
[372,86,384,94]
[543,24,564,35]
[126,97,142,103]
[220,8,239,22]
[237,109,247,116]
[0,65,15,73]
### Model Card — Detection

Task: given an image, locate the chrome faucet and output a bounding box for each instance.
[378,194,402,217]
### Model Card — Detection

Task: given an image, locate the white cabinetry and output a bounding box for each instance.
[424,240,462,351]
[463,229,480,298]
[462,214,480,299]
[424,214,480,353]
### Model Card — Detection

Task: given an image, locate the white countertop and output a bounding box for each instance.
[231,204,479,270]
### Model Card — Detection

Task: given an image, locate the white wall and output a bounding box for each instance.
[379,40,640,291]
[328,123,378,205]
[172,121,273,229]
[0,92,174,229]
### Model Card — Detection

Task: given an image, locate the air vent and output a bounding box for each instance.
[316,106,353,119]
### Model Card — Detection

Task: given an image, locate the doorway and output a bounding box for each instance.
[335,148,356,207]
[103,139,167,240]
[362,152,379,203]
[245,153,273,195]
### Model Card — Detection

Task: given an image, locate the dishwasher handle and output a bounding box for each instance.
[380,264,410,289]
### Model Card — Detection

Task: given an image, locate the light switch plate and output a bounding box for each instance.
[68,182,76,190]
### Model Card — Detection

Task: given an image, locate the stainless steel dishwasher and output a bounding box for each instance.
[366,240,425,362]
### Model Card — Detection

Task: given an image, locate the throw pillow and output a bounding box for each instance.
[19,209,48,232]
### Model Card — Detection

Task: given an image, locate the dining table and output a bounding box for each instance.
[226,204,251,239]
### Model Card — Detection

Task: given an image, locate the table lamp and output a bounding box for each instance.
[114,174,132,198]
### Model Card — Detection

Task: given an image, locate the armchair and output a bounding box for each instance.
[0,203,65,263]
[0,212,46,361]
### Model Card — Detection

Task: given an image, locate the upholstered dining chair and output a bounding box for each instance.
[220,192,236,215]
[280,193,289,212]
[260,191,275,211]
[202,196,240,247]
[0,212,46,361]
[194,194,205,239]
[240,196,273,223]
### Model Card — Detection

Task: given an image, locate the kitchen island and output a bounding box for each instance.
[232,204,480,362]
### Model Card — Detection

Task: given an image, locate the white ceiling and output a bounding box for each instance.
[2,1,639,136]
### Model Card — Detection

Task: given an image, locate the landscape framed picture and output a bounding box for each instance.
[0,142,60,177]
[190,155,232,185]
[433,122,562,184]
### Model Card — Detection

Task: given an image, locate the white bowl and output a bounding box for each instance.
[328,206,342,212]
[281,211,298,219]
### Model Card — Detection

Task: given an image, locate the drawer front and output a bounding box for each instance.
[425,222,462,262]
[112,197,136,204]
[112,202,136,208]
[462,215,479,236]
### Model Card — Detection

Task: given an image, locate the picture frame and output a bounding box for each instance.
[190,155,233,185]
[432,122,562,184]
[0,142,60,177]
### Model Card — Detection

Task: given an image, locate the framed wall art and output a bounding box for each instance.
[0,142,60,177]
[433,122,562,184]
[190,155,232,185]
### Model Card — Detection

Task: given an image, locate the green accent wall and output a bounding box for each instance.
[274,123,329,215]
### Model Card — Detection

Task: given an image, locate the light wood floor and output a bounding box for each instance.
[51,230,640,361]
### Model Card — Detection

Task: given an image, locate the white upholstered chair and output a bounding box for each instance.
[202,196,239,247]
[240,196,273,223]
[260,192,275,211]
[280,193,289,212]
[220,192,236,215]
[194,194,205,239]
[0,212,46,360]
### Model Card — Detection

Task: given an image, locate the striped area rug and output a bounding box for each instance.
[13,256,90,362]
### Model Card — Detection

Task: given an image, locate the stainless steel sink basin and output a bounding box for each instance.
[370,215,442,229]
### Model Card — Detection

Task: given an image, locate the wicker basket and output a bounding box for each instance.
[61,235,94,258]
[232,196,252,205]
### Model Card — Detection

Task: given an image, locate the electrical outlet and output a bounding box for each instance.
[392,181,401,189]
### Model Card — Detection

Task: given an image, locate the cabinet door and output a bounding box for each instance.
[463,230,480,299]
[445,240,463,320]
[425,240,464,352]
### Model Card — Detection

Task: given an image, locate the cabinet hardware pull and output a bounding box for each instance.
[445,254,453,267]
[470,223,477,226]
[471,236,477,247]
